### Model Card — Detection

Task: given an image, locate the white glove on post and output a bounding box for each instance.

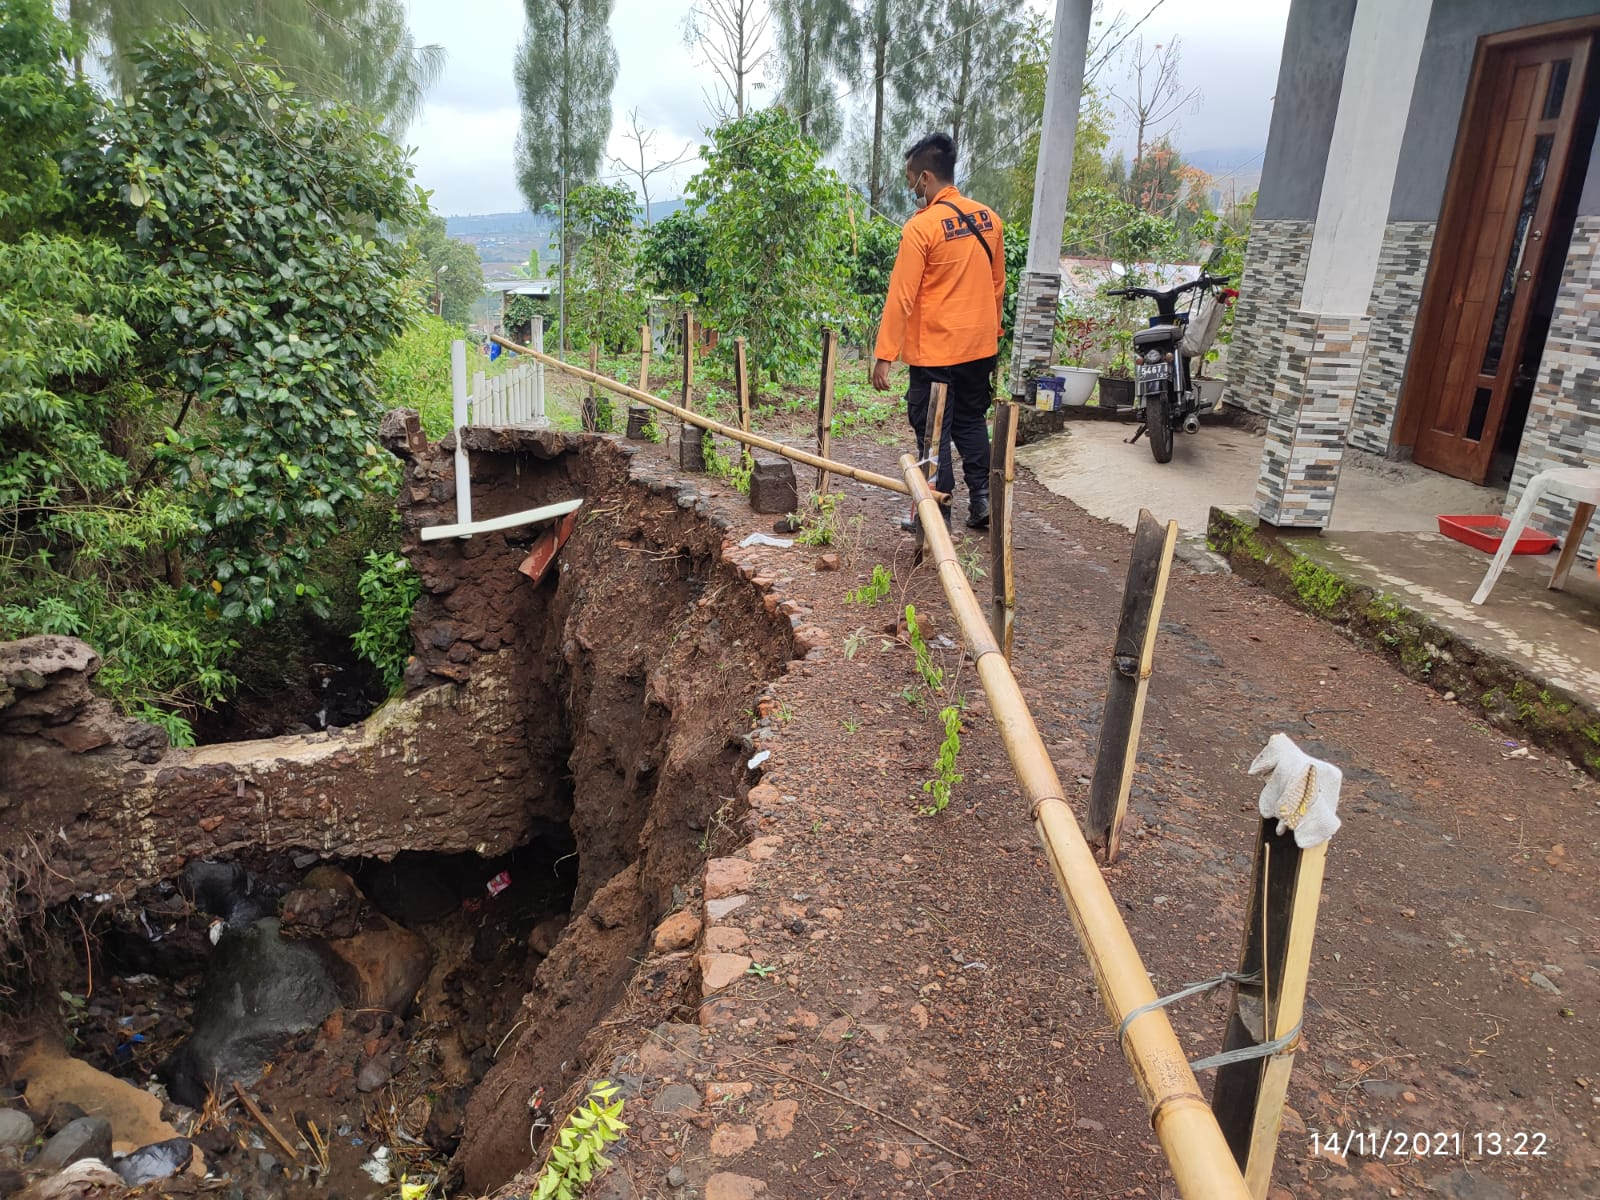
[1248,732,1342,848]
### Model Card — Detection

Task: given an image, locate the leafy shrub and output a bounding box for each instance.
[374,313,461,440]
[351,550,420,694]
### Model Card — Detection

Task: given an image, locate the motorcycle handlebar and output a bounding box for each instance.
[1104,273,1233,301]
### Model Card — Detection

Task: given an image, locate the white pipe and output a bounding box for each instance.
[419,497,583,542]
[451,339,471,528]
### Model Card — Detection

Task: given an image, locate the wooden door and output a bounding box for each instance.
[1411,36,1591,482]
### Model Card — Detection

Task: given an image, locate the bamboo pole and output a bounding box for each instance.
[989,401,1018,658]
[638,323,652,395]
[583,343,601,432]
[490,334,931,498]
[734,337,751,468]
[900,452,1251,1200]
[914,382,948,561]
[815,328,838,494]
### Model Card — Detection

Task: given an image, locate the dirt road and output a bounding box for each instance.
[594,429,1597,1200]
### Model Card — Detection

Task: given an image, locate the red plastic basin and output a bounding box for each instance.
[1436,514,1557,555]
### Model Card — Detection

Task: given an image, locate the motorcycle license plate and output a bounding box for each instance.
[1137,362,1170,395]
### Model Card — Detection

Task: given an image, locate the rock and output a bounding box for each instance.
[279,886,364,939]
[1530,971,1561,995]
[746,836,782,862]
[529,915,567,958]
[703,858,756,900]
[0,1108,34,1147]
[424,1087,468,1153]
[815,553,840,572]
[705,895,749,922]
[34,1117,112,1172]
[709,1124,758,1156]
[703,926,748,953]
[754,1099,797,1139]
[181,860,274,927]
[705,1172,766,1200]
[0,1168,23,1196]
[747,454,798,515]
[698,953,752,993]
[0,636,99,727]
[356,1057,393,1094]
[19,1046,182,1154]
[653,910,702,954]
[160,919,340,1108]
[113,1137,194,1186]
[324,921,432,1016]
[651,1084,701,1115]
[666,1165,687,1187]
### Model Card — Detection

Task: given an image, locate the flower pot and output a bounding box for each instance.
[1195,378,1226,410]
[1097,376,1135,410]
[1049,366,1100,407]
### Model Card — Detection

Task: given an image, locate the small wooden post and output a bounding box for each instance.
[815,328,838,494]
[1211,815,1333,1197]
[989,401,1019,659]
[679,310,704,471]
[1087,509,1178,862]
[450,339,471,530]
[582,343,601,432]
[734,337,751,465]
[913,382,948,561]
[638,323,652,394]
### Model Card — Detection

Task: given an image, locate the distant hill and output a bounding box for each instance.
[448,199,687,280]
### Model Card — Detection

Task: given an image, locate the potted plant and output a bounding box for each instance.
[1049,299,1103,406]
[1094,299,1138,411]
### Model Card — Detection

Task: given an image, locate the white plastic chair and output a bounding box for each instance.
[1471,466,1600,605]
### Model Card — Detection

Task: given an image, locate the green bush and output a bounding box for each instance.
[351,550,420,694]
[374,313,461,440]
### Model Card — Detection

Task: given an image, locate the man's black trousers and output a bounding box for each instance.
[905,356,996,503]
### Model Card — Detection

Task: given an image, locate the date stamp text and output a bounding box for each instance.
[1311,1129,1549,1160]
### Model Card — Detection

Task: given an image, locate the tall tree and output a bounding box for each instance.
[1110,35,1199,205]
[514,0,618,350]
[930,0,1026,188]
[684,0,771,122]
[850,0,930,215]
[771,0,856,151]
[412,214,486,326]
[70,0,444,134]
[610,109,686,228]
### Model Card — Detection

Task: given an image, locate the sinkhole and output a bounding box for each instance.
[0,433,793,1198]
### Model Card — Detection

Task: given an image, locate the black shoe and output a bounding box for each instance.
[900,506,952,534]
[966,495,990,529]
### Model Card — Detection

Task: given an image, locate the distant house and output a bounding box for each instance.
[1233,1,1600,551]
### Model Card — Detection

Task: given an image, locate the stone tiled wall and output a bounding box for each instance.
[1506,215,1600,558]
[1347,221,1436,454]
[1227,219,1315,414]
[1254,312,1372,528]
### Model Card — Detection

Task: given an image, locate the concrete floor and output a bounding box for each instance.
[1016,417,1600,704]
[1015,418,1501,540]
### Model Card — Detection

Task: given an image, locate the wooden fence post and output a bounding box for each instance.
[679,310,704,471]
[815,328,838,494]
[1087,509,1178,862]
[734,337,751,466]
[913,382,948,561]
[582,343,601,432]
[1211,742,1340,1197]
[989,401,1018,659]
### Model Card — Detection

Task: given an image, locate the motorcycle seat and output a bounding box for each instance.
[1132,325,1184,348]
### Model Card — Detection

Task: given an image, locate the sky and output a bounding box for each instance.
[404,0,1292,217]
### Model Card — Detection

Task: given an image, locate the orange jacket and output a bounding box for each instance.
[874,185,1006,367]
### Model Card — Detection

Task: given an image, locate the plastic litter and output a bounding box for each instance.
[486,871,512,898]
[739,532,794,549]
[360,1146,392,1185]
[747,749,771,770]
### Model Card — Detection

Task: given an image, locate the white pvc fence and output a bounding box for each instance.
[453,315,547,431]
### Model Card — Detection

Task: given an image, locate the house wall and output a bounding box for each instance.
[1228,0,1354,417]
[1238,0,1600,482]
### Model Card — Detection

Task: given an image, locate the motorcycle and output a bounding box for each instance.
[1104,270,1235,463]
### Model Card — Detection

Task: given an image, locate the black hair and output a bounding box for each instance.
[904,132,956,182]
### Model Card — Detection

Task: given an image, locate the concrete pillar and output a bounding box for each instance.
[1254,0,1432,528]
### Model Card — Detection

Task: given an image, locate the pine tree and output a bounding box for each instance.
[514,0,618,351]
[771,0,857,152]
[69,0,444,134]
[930,0,1027,201]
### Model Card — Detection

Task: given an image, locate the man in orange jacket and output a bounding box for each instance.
[872,132,1006,530]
